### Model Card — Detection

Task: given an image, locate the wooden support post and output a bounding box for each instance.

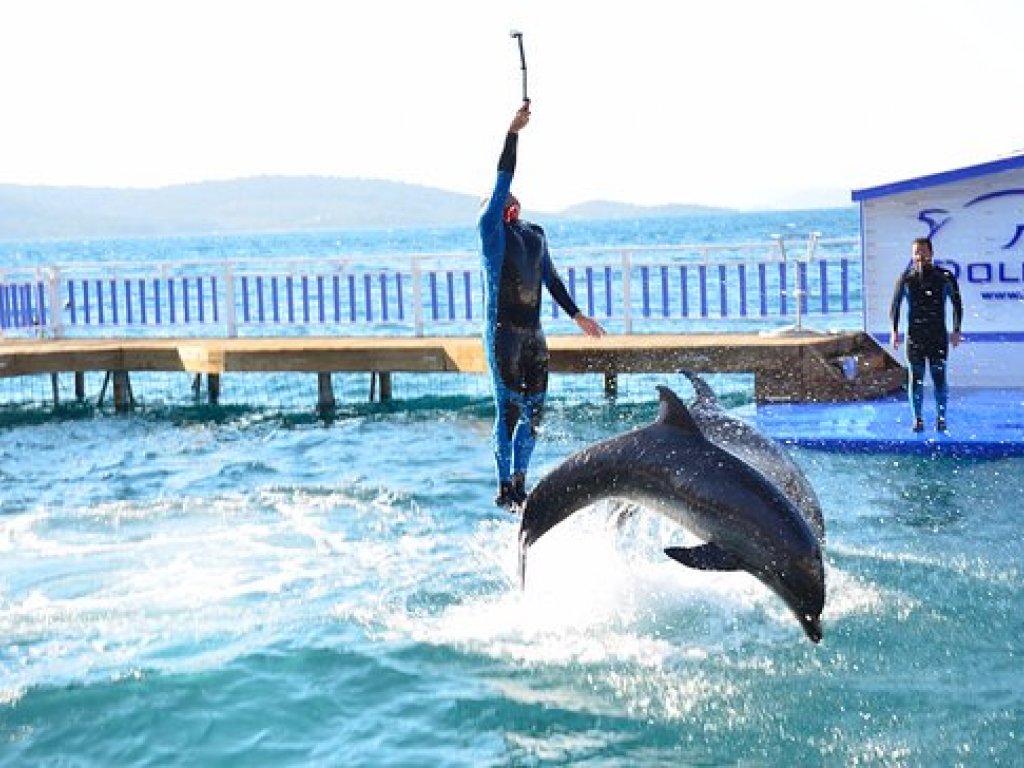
[97,371,111,406]
[369,371,393,402]
[50,373,60,405]
[604,371,618,399]
[208,374,221,405]
[112,370,133,412]
[75,372,86,402]
[317,372,336,414]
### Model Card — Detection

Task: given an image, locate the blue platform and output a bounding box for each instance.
[755,388,1024,457]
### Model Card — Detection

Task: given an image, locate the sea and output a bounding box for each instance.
[2,208,1022,767]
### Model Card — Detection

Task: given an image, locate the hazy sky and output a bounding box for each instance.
[2,1,1023,211]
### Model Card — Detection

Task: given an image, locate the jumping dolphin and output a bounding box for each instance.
[519,386,826,643]
[679,370,825,543]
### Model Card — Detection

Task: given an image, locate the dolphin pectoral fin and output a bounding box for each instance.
[664,543,743,571]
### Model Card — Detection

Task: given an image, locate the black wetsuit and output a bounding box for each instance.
[478,132,580,490]
[890,263,963,421]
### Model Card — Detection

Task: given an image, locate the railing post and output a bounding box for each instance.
[776,234,788,260]
[160,264,169,327]
[794,262,805,331]
[804,231,820,261]
[224,262,237,338]
[412,258,424,337]
[622,250,633,334]
[46,267,63,338]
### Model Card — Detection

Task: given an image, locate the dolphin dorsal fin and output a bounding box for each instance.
[679,370,719,409]
[655,386,703,435]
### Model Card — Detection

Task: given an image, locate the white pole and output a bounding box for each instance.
[412,258,424,337]
[224,263,237,338]
[622,250,633,334]
[46,267,63,338]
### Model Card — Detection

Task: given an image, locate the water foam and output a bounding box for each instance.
[396,504,808,673]
[0,483,415,702]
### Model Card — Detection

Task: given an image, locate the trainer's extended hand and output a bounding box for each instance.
[509,101,531,133]
[573,312,606,338]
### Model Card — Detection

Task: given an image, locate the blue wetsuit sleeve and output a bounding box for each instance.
[539,229,581,318]
[479,133,518,255]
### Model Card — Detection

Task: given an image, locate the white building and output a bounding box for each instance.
[853,154,1024,387]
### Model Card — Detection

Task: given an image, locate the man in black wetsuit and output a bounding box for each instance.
[479,102,606,510]
[890,236,963,432]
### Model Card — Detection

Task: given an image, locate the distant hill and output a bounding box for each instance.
[556,200,734,219]
[0,176,742,241]
[0,176,483,240]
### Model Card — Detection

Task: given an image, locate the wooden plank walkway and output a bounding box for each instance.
[0,332,905,404]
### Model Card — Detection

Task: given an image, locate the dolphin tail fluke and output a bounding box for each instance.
[664,543,743,571]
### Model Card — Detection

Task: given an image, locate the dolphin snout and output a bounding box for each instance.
[798,613,823,644]
[772,554,825,643]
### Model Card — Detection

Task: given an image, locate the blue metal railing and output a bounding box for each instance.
[0,236,862,339]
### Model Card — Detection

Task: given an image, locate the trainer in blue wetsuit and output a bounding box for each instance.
[478,103,606,510]
[890,236,963,433]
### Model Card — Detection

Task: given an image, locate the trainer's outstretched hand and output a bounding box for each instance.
[509,101,531,133]
[573,313,606,338]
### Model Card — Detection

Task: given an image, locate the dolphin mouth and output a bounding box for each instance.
[798,613,823,643]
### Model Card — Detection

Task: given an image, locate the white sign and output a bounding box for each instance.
[854,157,1024,387]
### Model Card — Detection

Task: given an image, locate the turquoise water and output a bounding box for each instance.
[2,211,1022,766]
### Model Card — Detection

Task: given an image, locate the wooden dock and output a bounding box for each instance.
[0,331,905,409]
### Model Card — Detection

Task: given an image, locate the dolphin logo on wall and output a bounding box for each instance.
[917,188,1024,248]
[518,386,826,643]
[917,208,951,240]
